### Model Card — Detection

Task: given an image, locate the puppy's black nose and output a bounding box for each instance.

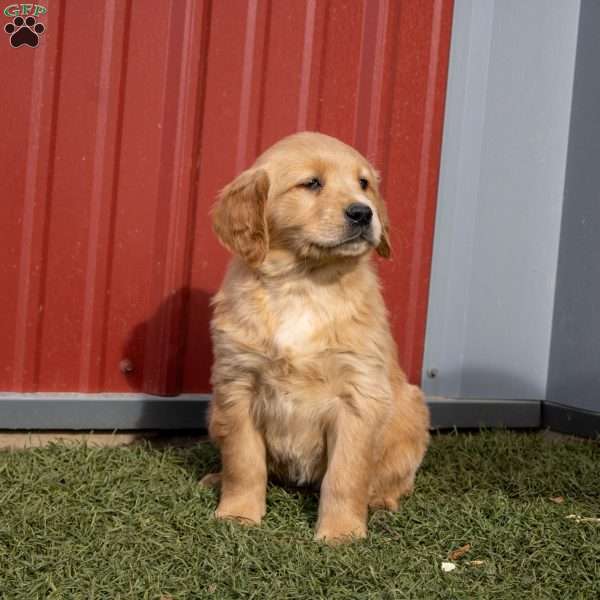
[345,202,373,226]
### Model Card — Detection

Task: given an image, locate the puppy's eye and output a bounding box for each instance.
[301,177,323,192]
[359,177,369,191]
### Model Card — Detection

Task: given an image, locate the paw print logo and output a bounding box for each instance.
[4,16,45,48]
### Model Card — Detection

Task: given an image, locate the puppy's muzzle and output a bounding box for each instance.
[345,202,373,228]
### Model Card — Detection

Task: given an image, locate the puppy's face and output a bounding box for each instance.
[212,132,391,267]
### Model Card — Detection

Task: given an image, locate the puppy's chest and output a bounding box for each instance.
[255,290,344,483]
[259,296,333,417]
[268,289,338,354]
[258,284,372,398]
[272,303,321,351]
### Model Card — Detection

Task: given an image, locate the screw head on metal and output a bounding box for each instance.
[119,358,134,374]
[426,368,438,379]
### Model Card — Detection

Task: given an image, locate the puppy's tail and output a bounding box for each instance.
[199,472,222,488]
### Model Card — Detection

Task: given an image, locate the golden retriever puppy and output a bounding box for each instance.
[202,132,430,543]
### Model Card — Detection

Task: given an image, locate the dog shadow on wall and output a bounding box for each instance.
[121,286,213,430]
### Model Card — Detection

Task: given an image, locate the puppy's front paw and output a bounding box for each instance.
[214,497,265,525]
[314,519,367,544]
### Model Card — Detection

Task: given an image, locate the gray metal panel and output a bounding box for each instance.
[547,0,600,415]
[0,393,539,431]
[423,0,580,401]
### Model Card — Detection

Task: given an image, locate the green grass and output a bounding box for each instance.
[0,431,598,600]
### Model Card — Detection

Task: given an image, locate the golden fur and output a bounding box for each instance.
[202,132,430,543]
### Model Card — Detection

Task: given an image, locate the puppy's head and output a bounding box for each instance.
[212,132,391,268]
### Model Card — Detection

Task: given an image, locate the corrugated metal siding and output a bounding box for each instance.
[1,0,453,395]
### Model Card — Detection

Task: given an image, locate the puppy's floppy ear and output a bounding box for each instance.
[211,168,270,267]
[377,213,391,258]
[372,176,391,259]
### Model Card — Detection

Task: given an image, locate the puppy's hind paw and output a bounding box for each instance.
[368,496,399,512]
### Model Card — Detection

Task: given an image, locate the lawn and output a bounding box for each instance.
[0,431,598,599]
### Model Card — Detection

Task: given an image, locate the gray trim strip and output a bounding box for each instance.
[0,393,540,431]
[428,398,541,430]
[542,402,600,439]
[0,393,211,430]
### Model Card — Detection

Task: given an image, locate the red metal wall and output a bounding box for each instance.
[1,0,453,395]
